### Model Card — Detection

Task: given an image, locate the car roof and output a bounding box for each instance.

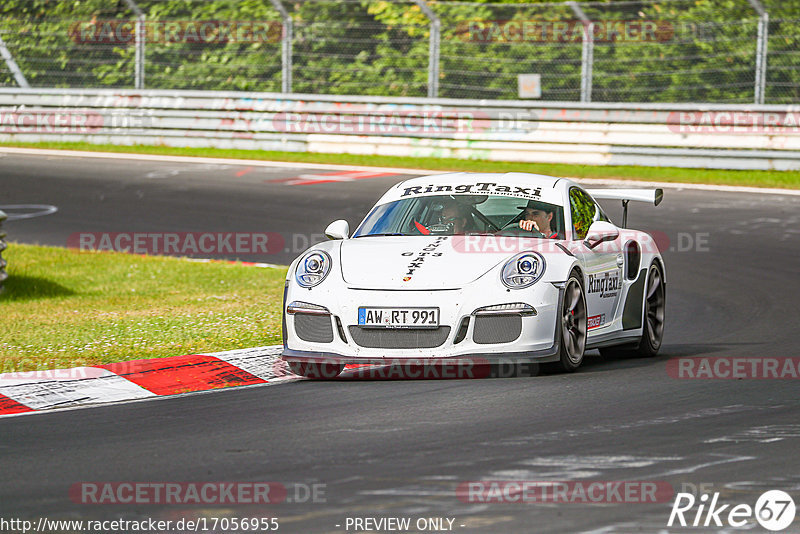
[376,172,575,206]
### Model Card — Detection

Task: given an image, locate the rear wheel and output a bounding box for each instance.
[638,262,666,357]
[553,274,587,372]
[599,262,665,359]
[287,361,344,379]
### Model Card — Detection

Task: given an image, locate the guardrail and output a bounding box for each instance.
[0,210,7,293]
[1,88,799,171]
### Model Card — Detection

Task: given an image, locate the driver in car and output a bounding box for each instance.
[518,200,558,239]
[440,201,472,234]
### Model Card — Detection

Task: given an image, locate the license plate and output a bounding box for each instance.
[358,307,439,328]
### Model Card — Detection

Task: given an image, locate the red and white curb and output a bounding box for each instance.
[0,345,292,417]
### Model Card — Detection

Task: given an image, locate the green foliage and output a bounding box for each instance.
[0,0,798,102]
[0,242,287,371]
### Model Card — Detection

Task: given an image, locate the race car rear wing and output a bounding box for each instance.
[586,188,663,228]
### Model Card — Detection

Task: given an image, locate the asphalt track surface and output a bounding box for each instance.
[2,152,800,533]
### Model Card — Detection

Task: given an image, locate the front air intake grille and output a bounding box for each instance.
[348,326,451,349]
[334,316,348,344]
[473,315,522,344]
[295,314,334,343]
[453,317,470,344]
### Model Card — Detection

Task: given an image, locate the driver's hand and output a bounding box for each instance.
[519,219,540,232]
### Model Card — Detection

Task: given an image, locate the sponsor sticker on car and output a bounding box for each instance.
[358,307,439,328]
[587,314,606,329]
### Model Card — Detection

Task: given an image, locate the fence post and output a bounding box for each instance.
[747,0,768,105]
[123,0,145,90]
[0,210,7,293]
[0,35,30,88]
[568,1,593,103]
[269,0,293,93]
[412,0,440,98]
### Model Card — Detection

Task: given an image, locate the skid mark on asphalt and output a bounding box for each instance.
[235,166,254,177]
[269,170,399,186]
[481,455,691,482]
[487,455,685,480]
[144,163,235,179]
[704,423,800,444]
[520,455,682,470]
[476,405,766,448]
[141,163,288,180]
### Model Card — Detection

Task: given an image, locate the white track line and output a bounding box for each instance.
[2,146,799,196]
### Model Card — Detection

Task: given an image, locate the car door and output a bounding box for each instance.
[567,187,623,331]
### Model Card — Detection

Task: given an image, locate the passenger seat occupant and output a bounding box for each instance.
[518,200,558,238]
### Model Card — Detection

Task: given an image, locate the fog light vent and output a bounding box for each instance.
[454,317,470,344]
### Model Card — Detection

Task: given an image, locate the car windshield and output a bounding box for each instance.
[353,194,565,238]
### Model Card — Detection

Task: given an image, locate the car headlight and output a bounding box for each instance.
[501,252,545,289]
[295,250,332,288]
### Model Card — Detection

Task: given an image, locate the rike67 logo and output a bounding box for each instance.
[668,490,796,531]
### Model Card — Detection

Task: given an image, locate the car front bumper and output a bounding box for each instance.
[281,279,565,365]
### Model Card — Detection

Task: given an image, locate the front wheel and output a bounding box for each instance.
[287,361,344,379]
[553,274,587,372]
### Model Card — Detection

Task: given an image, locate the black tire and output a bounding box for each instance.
[599,262,665,359]
[637,262,666,357]
[287,361,344,379]
[551,273,587,372]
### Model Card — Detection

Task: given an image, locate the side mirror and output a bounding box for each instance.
[324,220,350,240]
[584,221,619,249]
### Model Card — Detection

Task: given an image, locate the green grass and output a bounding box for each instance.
[3,141,800,189]
[0,243,287,373]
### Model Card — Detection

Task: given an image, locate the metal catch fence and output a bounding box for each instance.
[0,0,798,103]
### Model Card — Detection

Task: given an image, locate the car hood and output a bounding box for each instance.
[339,236,535,290]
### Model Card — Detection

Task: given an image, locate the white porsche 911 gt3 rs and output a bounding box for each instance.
[281,172,665,378]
